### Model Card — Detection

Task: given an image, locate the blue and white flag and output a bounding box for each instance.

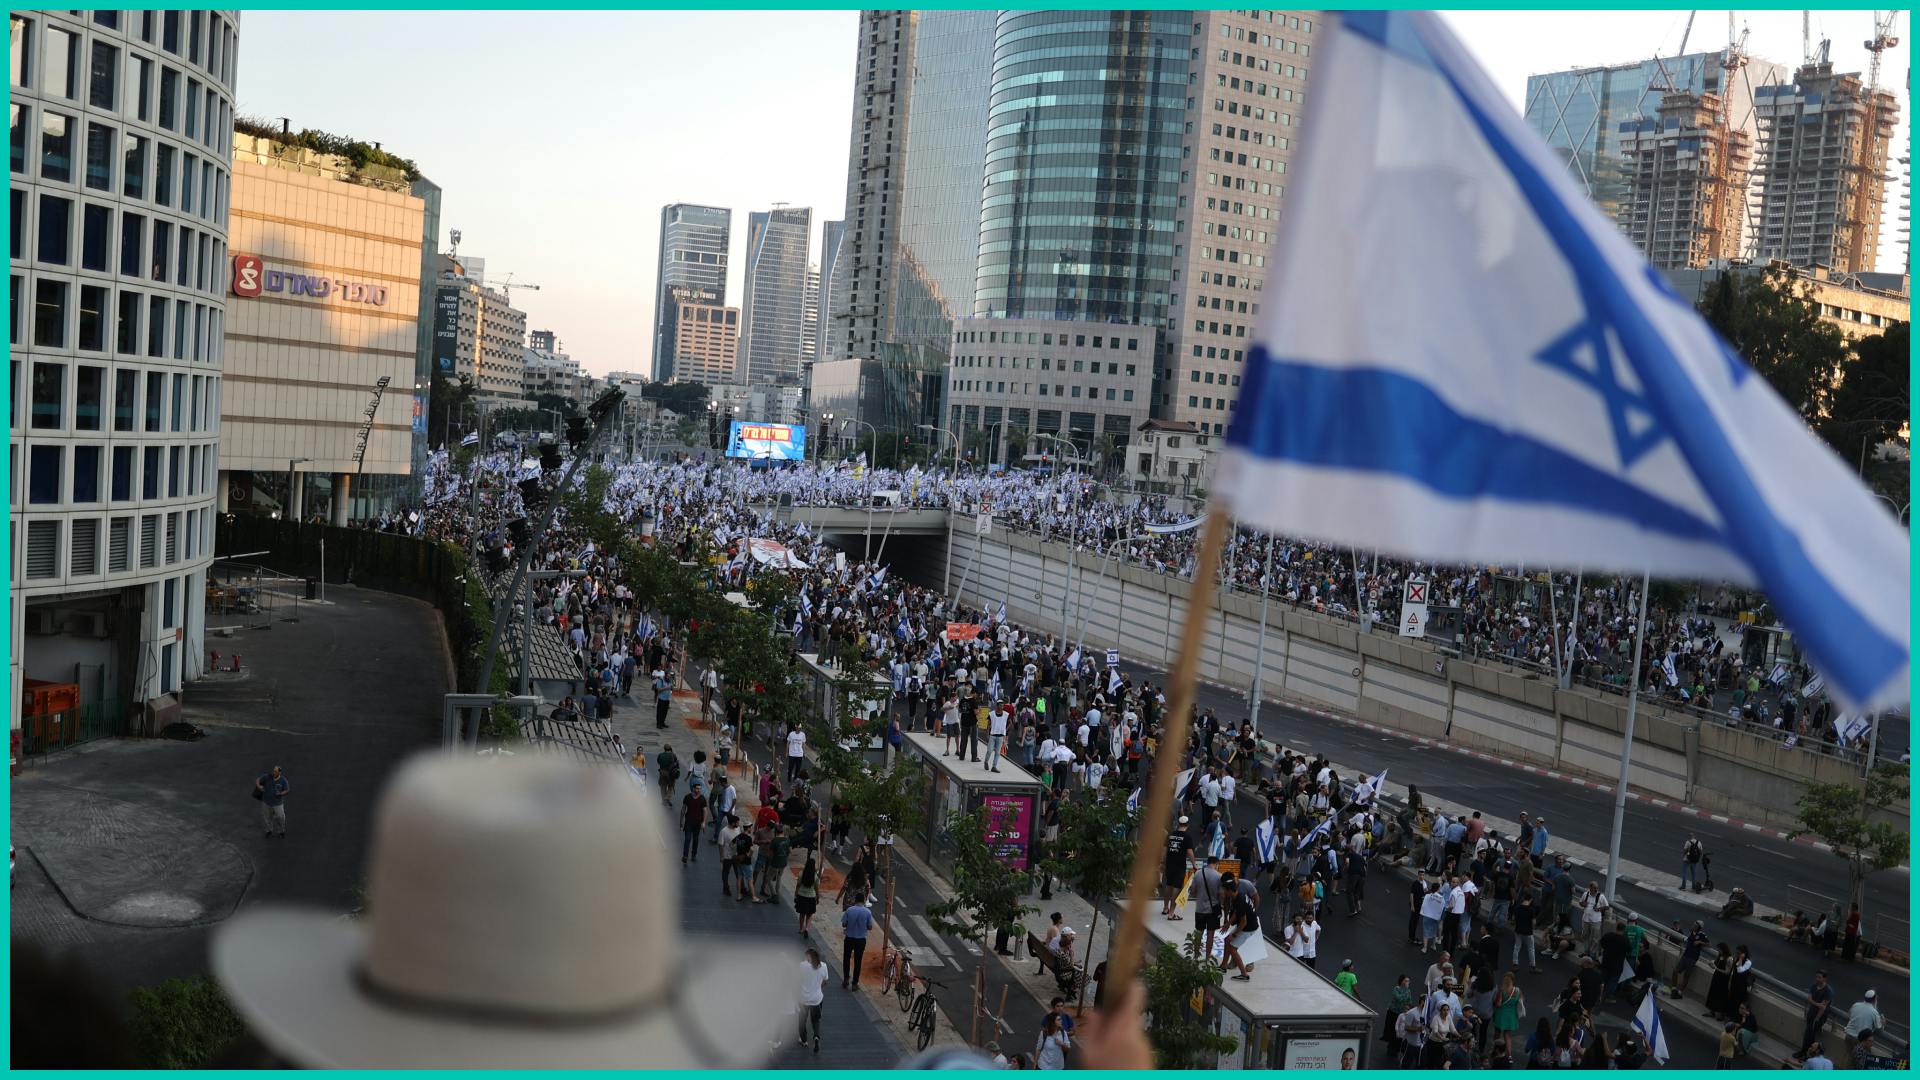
[1142,517,1204,535]
[1254,817,1280,864]
[1125,787,1142,815]
[1213,11,1907,712]
[459,431,480,448]
[1065,647,1081,671]
[1301,815,1334,848]
[1632,990,1670,1065]
[895,613,911,641]
[994,601,1007,626]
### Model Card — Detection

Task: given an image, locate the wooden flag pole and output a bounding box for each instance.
[1102,506,1232,996]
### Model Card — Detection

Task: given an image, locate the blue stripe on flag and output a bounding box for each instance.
[1229,352,1724,544]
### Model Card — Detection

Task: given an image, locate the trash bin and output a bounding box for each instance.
[305,576,319,600]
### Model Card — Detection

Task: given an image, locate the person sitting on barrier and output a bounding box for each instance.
[1717,887,1754,920]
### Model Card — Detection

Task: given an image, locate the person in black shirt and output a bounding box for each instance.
[1511,888,1541,972]
[1162,817,1194,918]
[1598,923,1630,1002]
[1408,872,1428,945]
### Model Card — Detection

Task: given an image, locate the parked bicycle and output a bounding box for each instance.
[904,974,945,1051]
[881,945,916,1007]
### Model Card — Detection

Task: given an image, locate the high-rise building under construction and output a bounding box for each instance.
[1751,60,1901,273]
[1617,90,1754,269]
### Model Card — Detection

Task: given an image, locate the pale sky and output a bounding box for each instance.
[236,10,1910,378]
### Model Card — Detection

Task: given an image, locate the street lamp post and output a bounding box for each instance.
[1033,432,1083,641]
[919,424,961,593]
[843,417,879,559]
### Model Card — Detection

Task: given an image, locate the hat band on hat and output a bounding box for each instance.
[352,964,729,1066]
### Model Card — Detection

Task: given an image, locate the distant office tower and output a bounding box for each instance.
[1752,61,1900,273]
[949,9,1321,463]
[803,265,820,362]
[665,286,739,386]
[817,220,846,361]
[1526,50,1787,232]
[739,206,812,384]
[819,10,994,436]
[653,204,730,381]
[1617,90,1754,269]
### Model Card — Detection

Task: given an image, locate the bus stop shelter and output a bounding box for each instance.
[796,653,890,768]
[899,732,1044,879]
[1131,896,1378,1069]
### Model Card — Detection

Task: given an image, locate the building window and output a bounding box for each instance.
[113,368,135,430]
[29,444,62,503]
[10,15,30,87]
[40,110,73,180]
[110,444,132,499]
[33,279,67,347]
[81,202,109,269]
[38,192,72,264]
[25,521,60,579]
[122,132,146,198]
[45,25,76,98]
[145,370,163,431]
[140,514,158,567]
[84,121,112,190]
[88,40,116,110]
[73,444,100,503]
[108,515,130,571]
[10,103,26,174]
[70,518,98,575]
[77,284,105,351]
[142,445,160,499]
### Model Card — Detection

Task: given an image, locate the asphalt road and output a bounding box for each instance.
[1105,654,1909,1049]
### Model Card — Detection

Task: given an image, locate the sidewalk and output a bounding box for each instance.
[626,684,909,1067]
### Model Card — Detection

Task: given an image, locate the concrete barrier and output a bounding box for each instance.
[912,523,1897,827]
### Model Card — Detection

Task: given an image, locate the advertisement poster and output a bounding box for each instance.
[980,793,1034,870]
[1282,1038,1361,1070]
[946,622,982,642]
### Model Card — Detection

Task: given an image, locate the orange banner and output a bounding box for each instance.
[946,622,981,641]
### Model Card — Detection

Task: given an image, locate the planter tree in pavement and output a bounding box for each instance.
[1790,763,1909,926]
[1040,783,1138,1013]
[926,807,1038,1044]
[837,754,927,971]
[1142,939,1240,1068]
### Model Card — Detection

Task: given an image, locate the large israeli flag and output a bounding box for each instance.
[1217,11,1908,711]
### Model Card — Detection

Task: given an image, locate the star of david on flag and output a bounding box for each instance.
[1215,11,1907,711]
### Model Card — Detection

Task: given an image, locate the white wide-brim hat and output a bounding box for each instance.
[213,754,790,1068]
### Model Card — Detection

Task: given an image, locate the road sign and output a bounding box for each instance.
[1400,575,1428,639]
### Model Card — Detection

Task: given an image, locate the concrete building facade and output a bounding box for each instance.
[651,202,728,382]
[946,318,1158,467]
[10,8,240,728]
[220,132,425,523]
[834,10,914,365]
[739,205,811,385]
[817,218,845,361]
[1164,10,1320,435]
[1617,90,1754,269]
[1752,61,1901,273]
[665,284,739,387]
[1663,259,1909,343]
[435,259,526,399]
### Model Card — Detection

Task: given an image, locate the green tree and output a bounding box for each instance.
[1697,266,1849,429]
[926,807,1038,1040]
[838,754,928,962]
[641,380,711,417]
[1142,939,1241,1068]
[1041,785,1138,1011]
[1822,321,1911,481]
[1789,763,1909,917]
[126,975,248,1069]
[428,372,477,448]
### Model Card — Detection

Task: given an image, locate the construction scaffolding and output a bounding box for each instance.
[1619,89,1755,269]
[1752,56,1902,272]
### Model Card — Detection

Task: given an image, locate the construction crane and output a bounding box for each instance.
[495,272,542,304]
[1845,11,1900,273]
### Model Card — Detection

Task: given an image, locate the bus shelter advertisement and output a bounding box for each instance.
[981,793,1034,870]
[726,421,807,461]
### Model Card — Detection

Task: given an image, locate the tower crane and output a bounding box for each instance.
[1845,11,1900,272]
[495,272,542,304]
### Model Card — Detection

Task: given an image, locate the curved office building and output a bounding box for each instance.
[11,9,237,730]
[972,10,1191,326]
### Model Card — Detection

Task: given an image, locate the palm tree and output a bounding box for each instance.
[1006,425,1029,467]
[1094,433,1119,479]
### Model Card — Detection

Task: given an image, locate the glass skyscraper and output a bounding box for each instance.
[739,206,812,385]
[652,203,729,382]
[1525,50,1786,227]
[972,10,1192,326]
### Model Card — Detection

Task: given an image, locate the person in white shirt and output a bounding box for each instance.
[1085,705,1102,730]
[986,704,1011,772]
[795,947,829,1053]
[1219,773,1237,827]
[1076,721,1092,749]
[786,725,808,783]
[1301,912,1321,969]
[1201,772,1223,816]
[1087,760,1108,790]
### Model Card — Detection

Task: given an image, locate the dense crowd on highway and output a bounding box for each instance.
[378,445,1902,1069]
[408,449,1886,762]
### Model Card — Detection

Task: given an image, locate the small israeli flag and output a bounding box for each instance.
[1255,817,1279,864]
[1632,990,1670,1065]
[1213,11,1907,712]
[1125,787,1142,815]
